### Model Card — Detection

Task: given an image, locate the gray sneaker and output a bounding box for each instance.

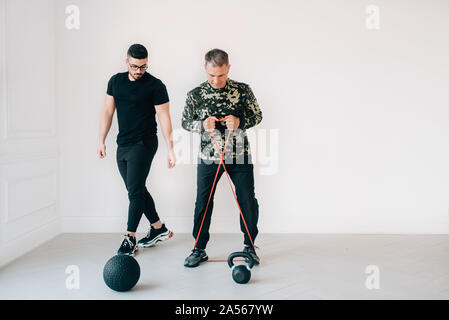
[243,245,260,265]
[184,248,208,268]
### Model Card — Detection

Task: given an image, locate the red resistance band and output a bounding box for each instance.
[206,259,245,263]
[193,116,256,252]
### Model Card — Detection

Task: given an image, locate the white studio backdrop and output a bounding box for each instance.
[56,0,449,234]
[1,0,449,267]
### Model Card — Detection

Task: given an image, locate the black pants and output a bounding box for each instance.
[116,136,159,232]
[193,159,259,249]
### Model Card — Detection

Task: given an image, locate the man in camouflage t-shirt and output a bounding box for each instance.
[181,49,263,268]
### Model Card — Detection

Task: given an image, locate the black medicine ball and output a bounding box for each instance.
[103,255,140,292]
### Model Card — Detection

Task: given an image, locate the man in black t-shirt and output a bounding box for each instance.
[98,44,176,256]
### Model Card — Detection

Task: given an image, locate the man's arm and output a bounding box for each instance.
[98,94,116,158]
[239,85,263,130]
[155,102,176,168]
[181,92,204,133]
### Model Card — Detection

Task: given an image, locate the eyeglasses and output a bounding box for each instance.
[128,61,148,71]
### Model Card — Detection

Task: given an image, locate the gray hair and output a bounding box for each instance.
[205,48,229,66]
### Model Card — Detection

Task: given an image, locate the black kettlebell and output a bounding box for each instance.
[227,252,254,284]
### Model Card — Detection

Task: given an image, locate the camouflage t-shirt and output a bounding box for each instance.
[181,79,262,163]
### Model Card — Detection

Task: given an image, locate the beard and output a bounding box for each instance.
[131,72,143,80]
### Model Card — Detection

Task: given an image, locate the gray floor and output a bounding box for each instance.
[0,233,448,300]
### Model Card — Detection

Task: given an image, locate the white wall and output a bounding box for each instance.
[54,0,449,234]
[0,0,59,267]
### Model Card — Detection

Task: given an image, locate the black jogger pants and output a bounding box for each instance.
[116,136,159,232]
[192,159,259,249]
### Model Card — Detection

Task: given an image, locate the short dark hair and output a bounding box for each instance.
[205,48,229,66]
[127,44,148,59]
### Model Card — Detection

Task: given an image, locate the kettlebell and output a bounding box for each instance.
[227,251,254,284]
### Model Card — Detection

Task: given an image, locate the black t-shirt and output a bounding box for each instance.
[106,72,169,146]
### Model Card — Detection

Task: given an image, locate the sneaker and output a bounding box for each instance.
[117,234,138,256]
[243,245,260,265]
[184,248,208,268]
[137,224,173,248]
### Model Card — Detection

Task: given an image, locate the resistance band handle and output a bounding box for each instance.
[216,116,230,122]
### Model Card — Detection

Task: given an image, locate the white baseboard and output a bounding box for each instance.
[60,214,449,234]
[0,217,60,268]
[61,216,200,233]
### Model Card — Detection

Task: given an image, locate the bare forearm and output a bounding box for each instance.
[99,111,113,144]
[159,113,174,150]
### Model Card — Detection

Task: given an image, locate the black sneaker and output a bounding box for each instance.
[243,245,260,265]
[184,248,208,268]
[137,224,173,248]
[117,234,137,256]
